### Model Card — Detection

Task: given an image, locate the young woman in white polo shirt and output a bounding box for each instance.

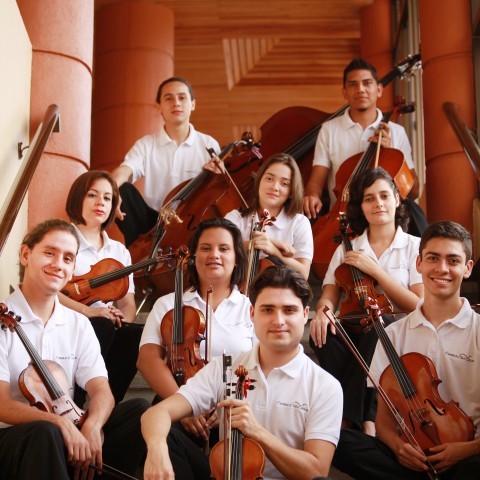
[309,167,424,436]
[225,153,313,280]
[59,170,142,405]
[138,217,254,441]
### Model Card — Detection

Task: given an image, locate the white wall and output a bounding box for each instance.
[0,0,32,297]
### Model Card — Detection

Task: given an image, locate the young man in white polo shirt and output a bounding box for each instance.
[333,220,480,480]
[0,219,148,480]
[111,76,221,247]
[141,265,343,480]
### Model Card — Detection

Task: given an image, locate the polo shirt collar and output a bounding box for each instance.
[356,226,409,252]
[159,123,196,146]
[244,343,306,379]
[340,107,383,131]
[73,224,111,254]
[184,285,244,305]
[8,288,66,326]
[409,297,473,330]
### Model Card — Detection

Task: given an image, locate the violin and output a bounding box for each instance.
[129,133,261,300]
[61,250,175,305]
[311,99,416,279]
[0,304,139,480]
[223,55,421,205]
[243,209,276,294]
[210,357,265,480]
[323,301,475,480]
[333,214,392,330]
[160,246,207,386]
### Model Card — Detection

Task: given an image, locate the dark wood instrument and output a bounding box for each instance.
[224,55,421,203]
[130,132,260,300]
[243,209,276,294]
[311,99,416,279]
[334,214,392,330]
[160,246,207,387]
[0,303,86,426]
[210,359,265,480]
[61,251,175,305]
[323,302,475,480]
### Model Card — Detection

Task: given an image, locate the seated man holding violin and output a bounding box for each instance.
[333,221,480,480]
[141,265,343,480]
[0,219,148,480]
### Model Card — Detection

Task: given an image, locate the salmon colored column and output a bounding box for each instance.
[419,1,477,230]
[17,0,93,226]
[360,0,394,110]
[91,1,174,172]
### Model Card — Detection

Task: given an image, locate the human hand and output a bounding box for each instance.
[368,122,391,148]
[179,415,210,441]
[309,308,335,347]
[344,251,379,278]
[203,156,223,174]
[115,196,126,221]
[303,194,322,219]
[143,442,174,480]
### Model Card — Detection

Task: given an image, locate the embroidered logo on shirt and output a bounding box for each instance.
[276,400,309,412]
[56,353,77,361]
[445,351,473,363]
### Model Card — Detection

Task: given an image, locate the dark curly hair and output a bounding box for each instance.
[346,168,410,234]
[187,217,247,292]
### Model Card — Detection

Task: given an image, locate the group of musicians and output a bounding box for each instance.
[0,58,478,480]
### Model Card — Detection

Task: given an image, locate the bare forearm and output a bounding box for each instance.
[110,165,133,188]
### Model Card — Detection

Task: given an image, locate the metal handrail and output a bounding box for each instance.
[0,104,60,256]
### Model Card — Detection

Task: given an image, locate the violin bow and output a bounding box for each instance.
[322,306,440,480]
[88,462,139,480]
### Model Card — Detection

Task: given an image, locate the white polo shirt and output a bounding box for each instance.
[140,286,254,359]
[122,124,220,211]
[0,289,107,428]
[225,209,314,261]
[178,344,343,480]
[312,108,415,206]
[72,225,134,309]
[324,226,422,312]
[368,298,480,437]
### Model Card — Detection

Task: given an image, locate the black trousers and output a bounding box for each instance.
[309,315,393,429]
[116,183,158,248]
[76,318,143,405]
[334,428,480,480]
[0,398,149,480]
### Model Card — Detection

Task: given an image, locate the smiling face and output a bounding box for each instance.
[158,80,195,126]
[20,230,78,296]
[250,286,308,355]
[343,68,383,114]
[417,237,473,301]
[194,227,236,287]
[361,178,399,228]
[258,162,292,216]
[81,178,113,228]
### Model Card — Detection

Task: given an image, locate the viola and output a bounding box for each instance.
[224,55,421,205]
[243,209,276,294]
[0,303,86,426]
[0,303,139,480]
[210,358,265,480]
[333,214,392,330]
[160,246,207,386]
[323,302,475,480]
[311,99,416,279]
[129,132,261,300]
[61,250,175,305]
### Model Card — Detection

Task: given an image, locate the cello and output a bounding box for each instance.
[210,356,265,480]
[130,132,260,301]
[310,99,416,278]
[160,246,207,386]
[0,304,138,480]
[224,55,421,201]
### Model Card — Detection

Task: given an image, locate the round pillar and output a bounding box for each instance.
[17,0,93,227]
[91,1,174,172]
[360,0,394,110]
[419,0,477,230]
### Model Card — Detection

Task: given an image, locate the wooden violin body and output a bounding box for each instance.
[380,352,475,451]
